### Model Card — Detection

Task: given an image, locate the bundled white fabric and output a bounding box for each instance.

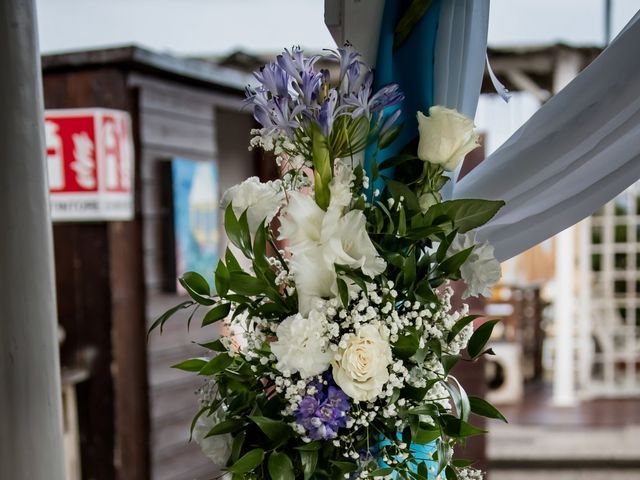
[432,0,490,197]
[453,11,640,261]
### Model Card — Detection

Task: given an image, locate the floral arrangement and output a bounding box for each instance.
[151,45,505,480]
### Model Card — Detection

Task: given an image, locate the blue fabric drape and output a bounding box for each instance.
[366,0,443,192]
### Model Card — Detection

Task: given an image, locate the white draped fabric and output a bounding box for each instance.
[326,2,640,261]
[454,11,640,261]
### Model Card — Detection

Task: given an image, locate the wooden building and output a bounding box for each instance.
[42,45,270,480]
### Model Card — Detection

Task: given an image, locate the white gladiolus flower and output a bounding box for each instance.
[333,324,392,402]
[324,209,387,277]
[271,311,333,378]
[416,106,480,171]
[279,187,386,314]
[220,176,285,234]
[192,409,232,466]
[448,232,501,298]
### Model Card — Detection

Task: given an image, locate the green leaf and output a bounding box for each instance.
[445,465,458,480]
[225,247,243,272]
[253,222,270,272]
[370,467,394,477]
[467,319,500,358]
[224,205,246,252]
[337,277,349,308]
[442,354,461,376]
[229,271,269,296]
[197,339,226,352]
[424,199,505,234]
[436,439,452,474]
[469,396,508,423]
[379,123,403,150]
[206,418,245,437]
[248,416,292,441]
[148,300,194,334]
[413,424,441,444]
[451,459,475,468]
[414,280,438,303]
[238,210,253,256]
[393,330,420,359]
[179,272,215,305]
[300,449,318,480]
[200,353,233,375]
[215,260,230,296]
[385,178,420,212]
[447,315,481,343]
[231,431,246,463]
[439,247,474,276]
[394,0,434,50]
[402,249,416,286]
[227,448,265,474]
[439,415,486,438]
[188,405,210,440]
[171,358,207,372]
[378,153,418,172]
[398,205,407,236]
[444,377,471,422]
[202,302,231,326]
[268,452,295,480]
[330,461,358,473]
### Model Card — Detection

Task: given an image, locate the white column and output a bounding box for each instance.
[0,1,66,479]
[553,226,577,406]
[551,49,582,406]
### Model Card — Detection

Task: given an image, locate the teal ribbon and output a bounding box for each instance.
[369,3,442,476]
[366,0,443,194]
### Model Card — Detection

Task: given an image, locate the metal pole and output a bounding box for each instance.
[0,1,66,479]
[605,0,612,45]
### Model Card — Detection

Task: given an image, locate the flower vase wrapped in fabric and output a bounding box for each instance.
[151,46,505,480]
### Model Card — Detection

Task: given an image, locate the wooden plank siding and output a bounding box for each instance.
[131,72,256,480]
[43,66,150,480]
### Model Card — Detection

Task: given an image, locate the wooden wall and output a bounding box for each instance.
[129,72,256,480]
[44,67,150,480]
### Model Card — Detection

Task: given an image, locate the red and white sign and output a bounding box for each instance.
[45,108,134,221]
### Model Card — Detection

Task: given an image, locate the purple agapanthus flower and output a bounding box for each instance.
[295,376,350,441]
[245,45,405,150]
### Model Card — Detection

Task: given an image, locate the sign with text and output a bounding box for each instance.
[45,109,134,221]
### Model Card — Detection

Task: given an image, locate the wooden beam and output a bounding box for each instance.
[504,68,551,103]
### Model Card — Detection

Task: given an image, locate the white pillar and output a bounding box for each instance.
[553,227,577,406]
[0,1,66,479]
[551,49,582,406]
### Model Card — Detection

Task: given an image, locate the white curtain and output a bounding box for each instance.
[453,11,640,261]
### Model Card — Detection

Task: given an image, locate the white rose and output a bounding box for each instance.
[192,409,232,466]
[416,106,480,171]
[221,176,285,234]
[332,324,392,402]
[271,310,333,378]
[448,232,501,298]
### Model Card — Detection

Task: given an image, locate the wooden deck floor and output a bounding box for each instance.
[498,382,640,427]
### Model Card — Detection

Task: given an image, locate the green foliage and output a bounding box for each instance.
[467,320,500,358]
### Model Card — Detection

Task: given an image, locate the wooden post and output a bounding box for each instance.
[0,0,66,478]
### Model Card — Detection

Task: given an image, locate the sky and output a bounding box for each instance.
[36,0,640,56]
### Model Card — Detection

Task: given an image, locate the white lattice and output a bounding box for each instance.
[579,185,640,397]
